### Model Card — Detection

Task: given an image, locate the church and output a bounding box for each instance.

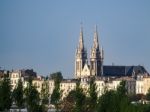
[75,26,148,79]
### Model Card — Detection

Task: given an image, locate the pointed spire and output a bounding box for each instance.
[78,23,84,49]
[93,25,99,49]
[101,46,104,59]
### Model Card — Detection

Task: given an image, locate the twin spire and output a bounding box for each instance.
[93,25,99,50]
[78,25,84,50]
[78,25,100,51]
[75,25,104,77]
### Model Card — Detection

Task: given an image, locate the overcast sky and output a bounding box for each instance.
[0,0,150,78]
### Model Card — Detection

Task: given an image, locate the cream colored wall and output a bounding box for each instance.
[32,80,44,93]
[60,82,76,98]
[49,80,55,95]
[95,80,105,97]
[112,80,121,90]
[136,80,144,94]
[143,77,150,94]
[10,71,23,90]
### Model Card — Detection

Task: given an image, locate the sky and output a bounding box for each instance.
[0,0,150,78]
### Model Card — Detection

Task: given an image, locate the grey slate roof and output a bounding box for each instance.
[103,65,149,77]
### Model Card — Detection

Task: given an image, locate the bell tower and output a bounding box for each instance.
[90,26,104,76]
[75,25,87,78]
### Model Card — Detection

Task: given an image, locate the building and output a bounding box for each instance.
[103,65,148,77]
[75,26,104,78]
[75,26,148,79]
[126,75,150,95]
[49,80,55,96]
[5,26,150,100]
[60,79,76,98]
[10,70,23,90]
[9,69,37,90]
[47,26,150,98]
[32,76,45,93]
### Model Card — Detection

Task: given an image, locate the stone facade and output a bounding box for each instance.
[9,70,24,90]
[75,26,104,78]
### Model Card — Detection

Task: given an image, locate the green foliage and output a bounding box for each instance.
[24,77,41,112]
[0,75,12,111]
[51,87,61,105]
[51,73,62,112]
[61,82,86,112]
[61,90,76,112]
[96,81,126,112]
[146,88,150,100]
[73,81,86,112]
[13,78,24,109]
[97,90,119,112]
[116,80,127,97]
[41,80,49,105]
[96,80,146,112]
[86,77,97,112]
[50,72,63,82]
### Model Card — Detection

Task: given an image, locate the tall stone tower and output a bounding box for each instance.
[75,26,87,78]
[90,26,104,76]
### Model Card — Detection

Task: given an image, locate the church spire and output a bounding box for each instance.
[78,24,84,50]
[90,25,103,76]
[75,24,87,79]
[93,25,99,49]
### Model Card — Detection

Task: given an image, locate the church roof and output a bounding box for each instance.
[103,65,149,77]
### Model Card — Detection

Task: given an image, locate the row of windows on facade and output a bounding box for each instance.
[10,74,20,78]
[60,84,76,88]
[11,79,23,84]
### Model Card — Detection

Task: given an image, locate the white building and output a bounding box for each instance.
[49,80,55,96]
[60,80,76,99]
[9,70,24,90]
[32,76,44,93]
[126,75,150,95]
[95,79,105,97]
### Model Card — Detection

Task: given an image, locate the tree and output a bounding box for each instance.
[61,90,76,112]
[97,90,119,112]
[73,81,86,112]
[50,72,63,82]
[0,74,12,111]
[86,77,97,112]
[116,80,127,97]
[116,81,132,112]
[96,81,130,112]
[13,78,24,111]
[51,72,62,112]
[24,77,41,112]
[40,80,49,111]
[146,88,150,100]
